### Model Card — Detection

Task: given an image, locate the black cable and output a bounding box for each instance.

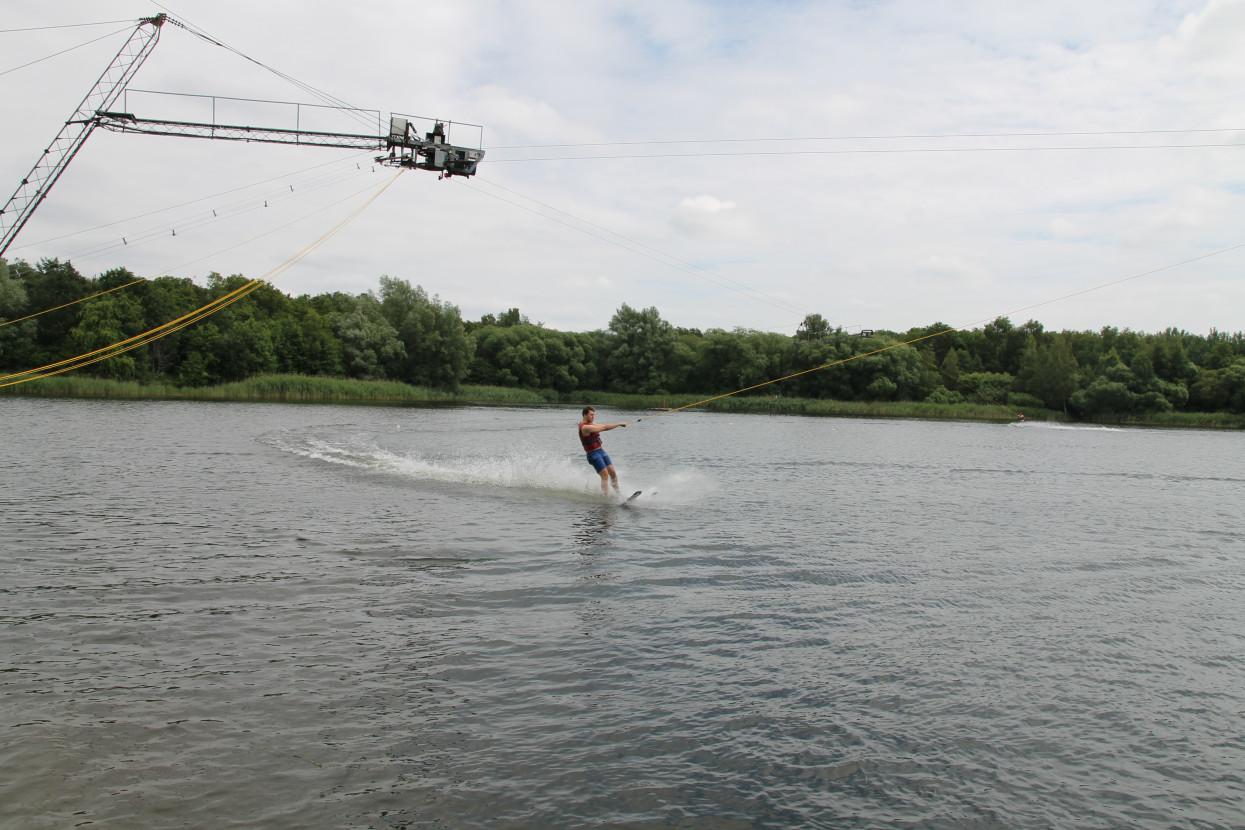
[488,142,1245,163]
[13,151,375,249]
[489,127,1245,150]
[150,3,380,135]
[0,24,131,78]
[62,164,380,262]
[0,20,136,33]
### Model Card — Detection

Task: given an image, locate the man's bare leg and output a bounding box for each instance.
[599,465,621,498]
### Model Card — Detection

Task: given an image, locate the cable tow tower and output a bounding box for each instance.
[0,14,484,257]
[0,14,167,257]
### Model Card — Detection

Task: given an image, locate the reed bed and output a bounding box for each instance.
[205,375,452,402]
[0,376,177,399]
[1,374,555,405]
[8,375,1241,427]
[1104,410,1245,430]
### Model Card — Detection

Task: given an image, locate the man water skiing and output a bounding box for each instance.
[578,406,627,498]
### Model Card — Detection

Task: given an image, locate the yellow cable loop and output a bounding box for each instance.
[0,280,264,386]
[1,171,403,388]
[35,280,268,380]
[0,174,401,329]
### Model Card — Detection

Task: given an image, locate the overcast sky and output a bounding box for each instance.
[3,0,1244,336]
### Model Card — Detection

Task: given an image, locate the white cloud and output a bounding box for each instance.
[561,274,613,289]
[670,194,754,239]
[1171,0,1245,72]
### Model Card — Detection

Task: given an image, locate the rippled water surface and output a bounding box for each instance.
[2,397,1244,828]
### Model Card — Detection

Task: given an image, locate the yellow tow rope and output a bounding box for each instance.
[1,171,402,388]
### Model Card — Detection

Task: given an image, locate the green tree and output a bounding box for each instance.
[332,293,405,380]
[1188,360,1245,413]
[695,328,787,395]
[212,317,277,381]
[0,258,37,371]
[1148,332,1197,384]
[939,347,962,382]
[785,339,853,399]
[470,325,544,388]
[1018,334,1079,410]
[536,329,588,392]
[865,375,898,400]
[135,275,205,377]
[1099,348,1135,386]
[958,371,1014,406]
[796,313,833,342]
[1101,345,1188,412]
[854,342,926,401]
[16,258,91,364]
[496,307,528,327]
[377,276,473,389]
[271,300,343,377]
[468,324,590,393]
[906,321,966,368]
[1072,379,1136,417]
[66,293,147,379]
[0,259,24,318]
[603,304,679,394]
[185,274,280,382]
[980,317,1020,374]
[568,330,604,391]
[1130,350,1155,383]
[925,386,965,404]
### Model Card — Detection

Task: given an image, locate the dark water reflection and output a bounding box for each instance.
[2,398,1243,829]
[572,504,615,552]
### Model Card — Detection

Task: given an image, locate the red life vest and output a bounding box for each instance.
[578,422,602,453]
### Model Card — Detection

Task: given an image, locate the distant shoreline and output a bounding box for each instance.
[4,374,1243,429]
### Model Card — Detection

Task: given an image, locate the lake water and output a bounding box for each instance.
[2,397,1243,829]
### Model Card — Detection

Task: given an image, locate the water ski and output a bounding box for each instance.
[624,490,642,503]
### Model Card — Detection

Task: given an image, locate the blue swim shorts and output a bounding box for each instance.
[585,448,613,473]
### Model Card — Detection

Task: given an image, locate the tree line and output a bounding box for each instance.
[3,257,1245,418]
